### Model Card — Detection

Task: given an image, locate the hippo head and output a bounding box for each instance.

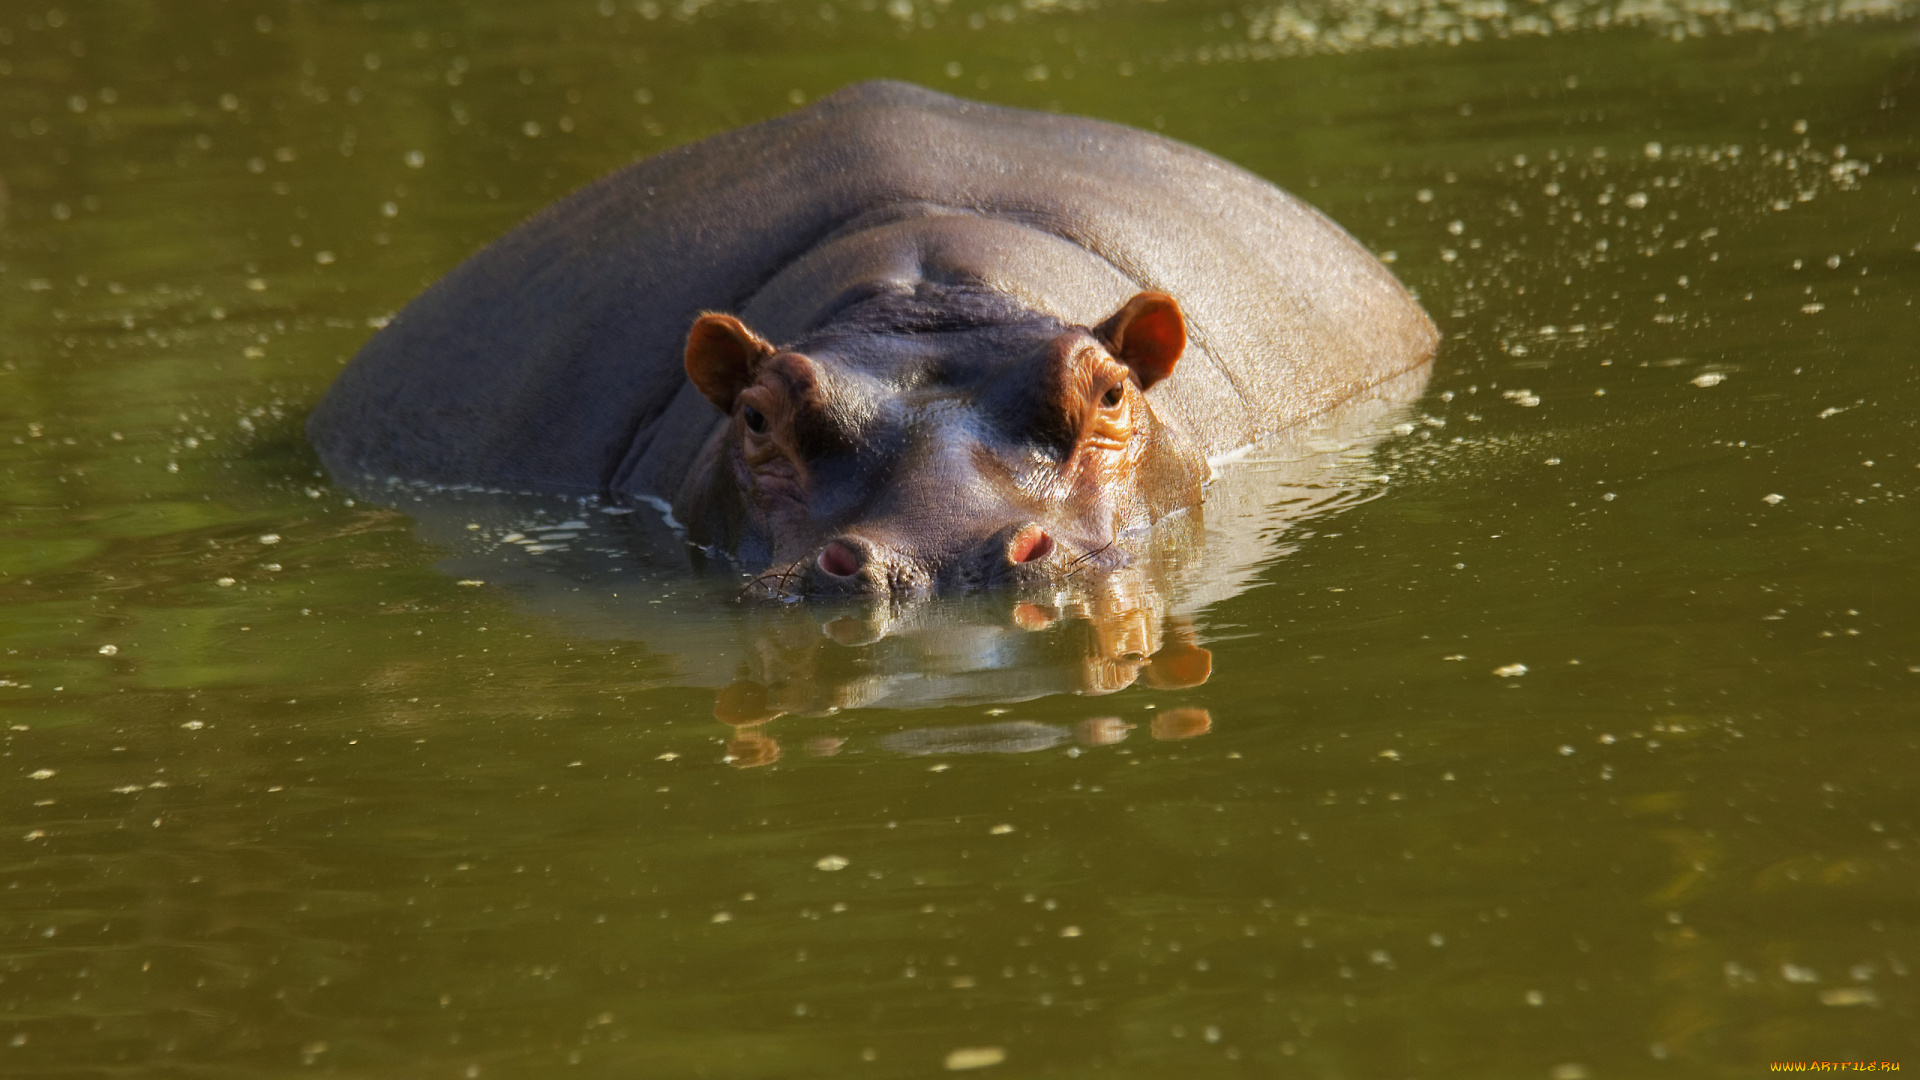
[675,285,1210,599]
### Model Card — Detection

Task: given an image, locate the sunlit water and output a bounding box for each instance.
[2,1,1918,1076]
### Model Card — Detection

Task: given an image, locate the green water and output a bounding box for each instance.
[4,1,1919,1076]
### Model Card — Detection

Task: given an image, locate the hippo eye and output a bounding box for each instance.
[742,405,768,434]
[1100,384,1125,409]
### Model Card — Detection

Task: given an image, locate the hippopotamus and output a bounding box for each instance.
[308,80,1436,599]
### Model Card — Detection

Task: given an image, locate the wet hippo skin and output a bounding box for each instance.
[308,80,1437,598]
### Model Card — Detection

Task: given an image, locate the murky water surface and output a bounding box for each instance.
[4,1,1919,1076]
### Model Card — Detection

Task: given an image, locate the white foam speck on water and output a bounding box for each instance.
[814,855,849,871]
[989,824,1015,834]
[944,1047,1005,1071]
[1494,663,1528,677]
[500,532,527,544]
[1763,493,1785,504]
[630,494,684,533]
[258,534,281,545]
[29,769,54,780]
[98,645,117,656]
[1691,372,1726,387]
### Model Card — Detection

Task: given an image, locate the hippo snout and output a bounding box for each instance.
[780,523,1086,600]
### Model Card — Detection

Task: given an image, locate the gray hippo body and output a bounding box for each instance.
[308,80,1435,598]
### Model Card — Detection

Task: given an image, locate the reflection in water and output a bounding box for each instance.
[1150,706,1214,741]
[879,720,1073,756]
[361,366,1426,737]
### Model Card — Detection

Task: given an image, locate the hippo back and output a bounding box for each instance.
[307,80,1436,495]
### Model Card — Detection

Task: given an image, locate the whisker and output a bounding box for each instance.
[1070,539,1116,568]
[739,560,807,601]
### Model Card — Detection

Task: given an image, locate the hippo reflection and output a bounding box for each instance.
[725,711,1211,771]
[878,721,1072,756]
[309,80,1435,599]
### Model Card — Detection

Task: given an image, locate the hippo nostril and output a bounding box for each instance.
[817,540,864,578]
[1008,527,1054,564]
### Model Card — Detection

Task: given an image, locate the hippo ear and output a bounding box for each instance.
[1095,292,1186,391]
[685,313,776,412]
